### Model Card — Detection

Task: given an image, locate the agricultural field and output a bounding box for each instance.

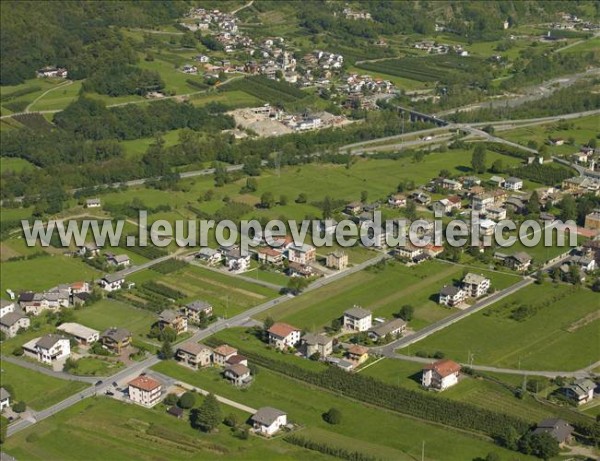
[0,361,88,411]
[398,284,600,371]
[1,397,324,461]
[153,361,532,461]
[222,76,309,105]
[257,259,521,332]
[126,264,278,318]
[360,359,565,423]
[26,81,83,112]
[356,55,488,83]
[0,254,101,294]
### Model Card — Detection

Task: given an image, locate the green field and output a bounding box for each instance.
[73,299,157,344]
[0,361,88,410]
[127,264,278,318]
[153,361,533,461]
[0,254,101,294]
[0,157,36,174]
[360,359,561,423]
[258,259,520,331]
[398,284,600,371]
[1,397,325,461]
[27,81,83,112]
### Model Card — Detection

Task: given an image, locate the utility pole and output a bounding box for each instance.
[421,440,425,461]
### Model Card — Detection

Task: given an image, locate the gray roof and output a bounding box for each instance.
[506,177,522,183]
[440,285,463,296]
[0,299,14,309]
[344,306,372,319]
[251,406,286,426]
[0,311,26,327]
[177,341,211,356]
[102,273,124,284]
[224,363,250,377]
[533,418,573,443]
[301,333,332,346]
[186,300,212,312]
[370,318,406,337]
[565,378,596,397]
[100,327,131,342]
[159,310,180,322]
[511,251,532,264]
[462,273,489,285]
[0,387,10,401]
[36,334,67,350]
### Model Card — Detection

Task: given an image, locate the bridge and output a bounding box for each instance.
[395,105,449,127]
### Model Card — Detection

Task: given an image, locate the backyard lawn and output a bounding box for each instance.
[398,284,600,371]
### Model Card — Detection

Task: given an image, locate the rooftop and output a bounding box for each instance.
[268,322,300,338]
[57,322,99,339]
[128,375,161,392]
[177,341,211,356]
[423,359,461,377]
[251,406,286,426]
[214,344,237,357]
[344,306,372,319]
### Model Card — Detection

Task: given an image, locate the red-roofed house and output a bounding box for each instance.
[257,247,284,265]
[267,322,301,350]
[128,375,162,407]
[213,344,238,366]
[421,359,461,391]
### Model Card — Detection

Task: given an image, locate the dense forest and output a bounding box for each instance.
[0,1,190,85]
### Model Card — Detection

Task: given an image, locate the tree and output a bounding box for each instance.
[559,195,577,222]
[263,316,275,331]
[279,194,288,206]
[535,269,545,285]
[592,278,600,293]
[224,413,238,428]
[330,318,342,332]
[164,393,178,406]
[485,453,500,461]
[405,200,417,221]
[287,277,309,295]
[160,340,174,359]
[0,416,7,445]
[569,264,581,285]
[396,304,414,321]
[12,401,26,413]
[527,190,540,215]
[309,351,321,361]
[439,169,451,178]
[323,407,342,425]
[360,190,368,203]
[497,425,520,450]
[322,195,333,219]
[471,144,487,174]
[260,192,276,208]
[519,432,559,459]
[490,159,504,174]
[193,393,222,432]
[295,193,307,203]
[178,391,196,409]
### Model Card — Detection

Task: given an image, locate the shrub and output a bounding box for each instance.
[323,407,342,425]
[13,401,27,413]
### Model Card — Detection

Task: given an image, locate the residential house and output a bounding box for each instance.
[222,246,251,272]
[0,388,10,411]
[79,243,100,257]
[288,243,316,265]
[394,244,424,261]
[421,359,461,391]
[549,138,565,146]
[441,178,462,191]
[368,318,406,341]
[0,312,30,338]
[424,243,444,258]
[462,273,491,298]
[485,206,507,221]
[70,281,90,295]
[533,419,573,445]
[562,176,600,194]
[267,322,301,350]
[287,262,314,278]
[85,198,101,208]
[461,176,481,188]
[223,363,252,386]
[23,334,70,364]
[300,333,333,358]
[182,64,198,74]
[37,66,67,78]
[346,345,369,365]
[479,218,497,236]
[343,307,372,332]
[489,176,505,188]
[157,310,188,335]
[567,255,596,272]
[98,274,125,292]
[183,300,213,323]
[388,194,407,208]
[326,251,348,270]
[584,211,600,230]
[100,327,132,353]
[412,192,431,206]
[562,379,596,405]
[106,254,130,267]
[167,406,184,419]
[0,299,15,318]
[19,291,68,316]
[439,285,466,307]
[195,247,222,264]
[251,407,287,436]
[57,322,99,345]
[504,177,523,191]
[226,354,248,367]
[433,197,461,215]
[505,196,526,214]
[472,193,495,212]
[345,202,363,214]
[213,344,238,366]
[128,375,162,407]
[505,252,532,271]
[176,342,212,369]
[257,247,284,265]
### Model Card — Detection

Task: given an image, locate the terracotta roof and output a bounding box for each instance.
[268,322,299,338]
[226,354,247,365]
[224,363,250,377]
[258,247,282,257]
[447,195,461,204]
[347,345,369,356]
[128,375,161,392]
[177,341,211,356]
[423,359,461,377]
[213,344,237,357]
